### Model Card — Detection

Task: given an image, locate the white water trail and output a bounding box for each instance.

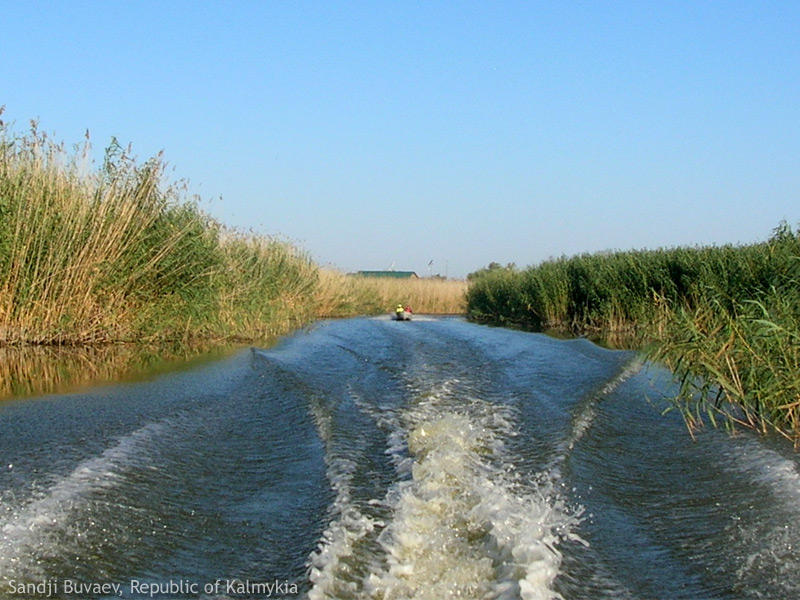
[720,441,800,598]
[547,357,643,482]
[306,377,579,600]
[367,380,579,600]
[0,420,168,581]
[306,393,383,600]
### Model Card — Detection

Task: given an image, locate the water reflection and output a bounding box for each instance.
[0,342,242,401]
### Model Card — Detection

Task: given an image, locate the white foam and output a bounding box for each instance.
[307,456,382,600]
[548,357,643,481]
[306,372,579,599]
[733,443,800,502]
[306,394,383,600]
[0,420,168,580]
[719,440,800,597]
[367,382,577,600]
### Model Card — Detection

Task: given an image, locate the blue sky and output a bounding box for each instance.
[3,1,798,278]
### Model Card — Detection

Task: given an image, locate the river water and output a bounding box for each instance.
[1,317,798,600]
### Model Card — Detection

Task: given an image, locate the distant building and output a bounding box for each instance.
[356,270,419,279]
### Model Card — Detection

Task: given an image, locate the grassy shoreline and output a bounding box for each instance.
[0,117,465,350]
[466,227,800,442]
[0,117,467,398]
[0,119,323,346]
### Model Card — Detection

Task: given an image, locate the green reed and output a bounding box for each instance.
[466,224,800,440]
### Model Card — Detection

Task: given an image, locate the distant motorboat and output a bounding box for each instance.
[393,309,412,321]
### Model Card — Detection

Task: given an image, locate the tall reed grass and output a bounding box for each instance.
[316,270,467,317]
[0,116,319,345]
[466,225,800,441]
[0,114,467,350]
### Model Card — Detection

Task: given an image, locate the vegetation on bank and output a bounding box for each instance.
[0,115,466,348]
[316,270,467,317]
[466,227,800,441]
[0,117,317,345]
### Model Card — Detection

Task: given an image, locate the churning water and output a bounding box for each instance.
[1,317,799,599]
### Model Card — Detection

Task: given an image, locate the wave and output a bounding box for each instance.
[547,356,644,482]
[306,386,385,600]
[719,440,800,598]
[308,377,579,600]
[0,420,169,582]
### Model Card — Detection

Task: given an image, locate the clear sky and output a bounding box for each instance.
[3,1,798,278]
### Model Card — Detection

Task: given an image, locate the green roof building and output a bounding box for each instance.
[356,270,419,279]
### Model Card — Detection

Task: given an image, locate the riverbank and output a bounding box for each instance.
[0,119,468,398]
[465,226,800,442]
[0,119,466,349]
[0,120,323,346]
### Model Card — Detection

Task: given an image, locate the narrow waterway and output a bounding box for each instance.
[1,317,798,599]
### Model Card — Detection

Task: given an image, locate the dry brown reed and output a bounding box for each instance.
[316,270,467,318]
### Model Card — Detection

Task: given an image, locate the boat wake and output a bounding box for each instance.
[308,378,579,600]
[0,420,169,583]
[547,356,644,482]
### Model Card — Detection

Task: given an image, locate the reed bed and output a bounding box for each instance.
[466,225,800,441]
[316,270,468,318]
[0,117,319,345]
[0,115,467,350]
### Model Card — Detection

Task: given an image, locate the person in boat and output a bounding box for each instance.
[395,304,405,318]
[404,305,413,314]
